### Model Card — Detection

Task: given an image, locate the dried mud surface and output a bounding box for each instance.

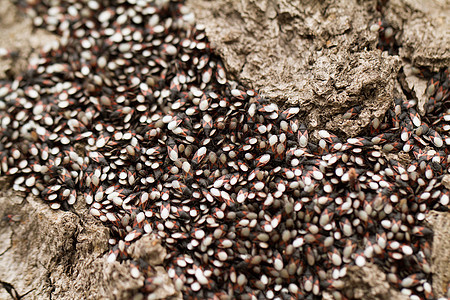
[0,0,449,299]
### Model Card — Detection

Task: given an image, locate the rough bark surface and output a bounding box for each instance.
[0,184,109,299]
[426,211,450,299]
[387,0,450,116]
[186,0,401,137]
[383,0,450,71]
[0,179,177,299]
